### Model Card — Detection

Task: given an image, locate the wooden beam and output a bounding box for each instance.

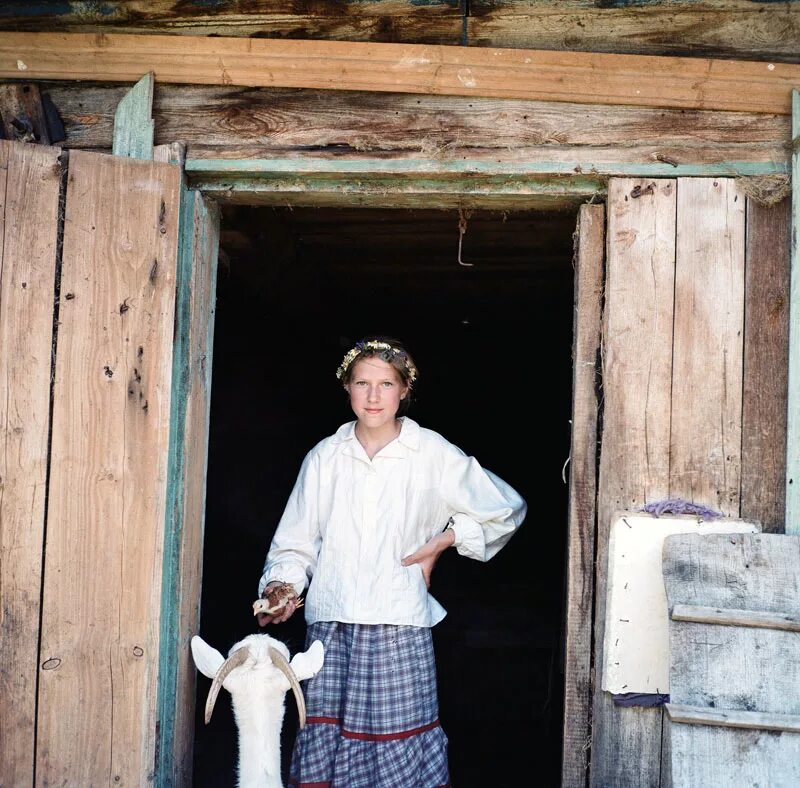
[666,704,800,735]
[789,89,800,535]
[671,604,800,633]
[112,72,154,160]
[562,204,603,788]
[0,32,798,114]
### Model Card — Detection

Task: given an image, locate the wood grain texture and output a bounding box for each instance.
[157,187,219,787]
[667,704,800,734]
[788,90,800,535]
[35,150,181,786]
[671,604,800,633]
[663,532,800,787]
[41,83,791,165]
[0,32,798,114]
[593,178,677,788]
[0,1,463,45]
[562,204,604,788]
[742,198,790,533]
[670,178,745,515]
[112,71,154,160]
[468,2,800,63]
[0,140,62,788]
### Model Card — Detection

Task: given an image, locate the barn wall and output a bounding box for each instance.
[592,178,790,788]
[1,1,798,62]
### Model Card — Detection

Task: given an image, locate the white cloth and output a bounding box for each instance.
[258,416,527,627]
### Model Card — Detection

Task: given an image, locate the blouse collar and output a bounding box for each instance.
[333,416,421,454]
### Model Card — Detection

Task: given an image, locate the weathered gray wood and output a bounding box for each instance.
[667,704,800,734]
[562,203,604,788]
[2,1,798,62]
[667,724,800,788]
[670,178,745,515]
[664,532,800,614]
[664,533,800,788]
[671,604,800,633]
[43,82,790,169]
[788,89,800,535]
[742,197,791,534]
[593,178,677,788]
[112,72,154,160]
[468,1,800,63]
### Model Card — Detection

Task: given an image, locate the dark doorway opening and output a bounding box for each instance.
[194,206,576,787]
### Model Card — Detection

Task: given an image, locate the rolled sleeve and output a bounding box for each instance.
[440,446,527,562]
[258,450,322,598]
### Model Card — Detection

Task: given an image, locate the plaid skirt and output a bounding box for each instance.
[288,622,450,788]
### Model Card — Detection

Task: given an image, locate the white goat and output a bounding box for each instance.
[191,633,324,788]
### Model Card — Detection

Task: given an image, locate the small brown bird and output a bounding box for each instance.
[252,582,304,617]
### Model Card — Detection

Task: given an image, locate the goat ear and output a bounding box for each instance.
[289,639,325,682]
[191,636,225,679]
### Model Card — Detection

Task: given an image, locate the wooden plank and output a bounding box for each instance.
[0,140,62,788]
[670,178,745,515]
[667,704,800,735]
[788,89,800,535]
[156,187,219,787]
[45,83,791,170]
[742,197,791,534]
[0,32,798,114]
[592,178,677,788]
[663,532,800,614]
[667,724,800,786]
[0,1,463,45]
[663,532,800,786]
[36,150,181,785]
[468,2,800,63]
[112,71,154,160]
[671,604,800,632]
[562,203,603,788]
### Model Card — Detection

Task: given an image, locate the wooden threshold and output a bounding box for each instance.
[0,32,798,114]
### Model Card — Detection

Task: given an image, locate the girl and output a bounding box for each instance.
[258,337,526,787]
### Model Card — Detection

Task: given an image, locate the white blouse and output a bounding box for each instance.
[258,416,527,627]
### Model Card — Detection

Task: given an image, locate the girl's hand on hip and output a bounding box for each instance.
[401,529,456,589]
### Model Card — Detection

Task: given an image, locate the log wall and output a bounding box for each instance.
[1,1,797,62]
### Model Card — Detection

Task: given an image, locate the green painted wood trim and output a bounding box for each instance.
[112,72,154,160]
[185,157,788,179]
[788,88,800,535]
[155,182,219,786]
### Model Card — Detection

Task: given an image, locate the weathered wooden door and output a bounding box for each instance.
[581,178,790,788]
[0,139,218,786]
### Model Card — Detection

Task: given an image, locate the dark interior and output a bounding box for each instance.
[193,205,577,787]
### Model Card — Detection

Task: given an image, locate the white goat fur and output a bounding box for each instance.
[192,633,324,788]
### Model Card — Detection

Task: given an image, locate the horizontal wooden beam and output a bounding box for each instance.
[666,703,800,734]
[185,157,788,179]
[671,604,800,633]
[0,32,798,114]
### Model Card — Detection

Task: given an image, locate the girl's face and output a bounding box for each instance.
[345,357,409,429]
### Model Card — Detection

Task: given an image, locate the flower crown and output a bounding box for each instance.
[336,340,418,383]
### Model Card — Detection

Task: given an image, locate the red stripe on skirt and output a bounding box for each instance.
[305,716,442,742]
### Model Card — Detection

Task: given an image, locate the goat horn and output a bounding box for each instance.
[205,646,249,725]
[268,646,307,729]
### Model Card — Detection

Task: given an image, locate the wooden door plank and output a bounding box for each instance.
[671,604,800,632]
[35,150,181,786]
[788,90,800,535]
[156,187,219,787]
[670,179,745,515]
[592,178,677,788]
[667,704,800,735]
[562,203,604,788]
[742,197,790,533]
[0,32,798,114]
[0,140,63,788]
[112,72,154,160]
